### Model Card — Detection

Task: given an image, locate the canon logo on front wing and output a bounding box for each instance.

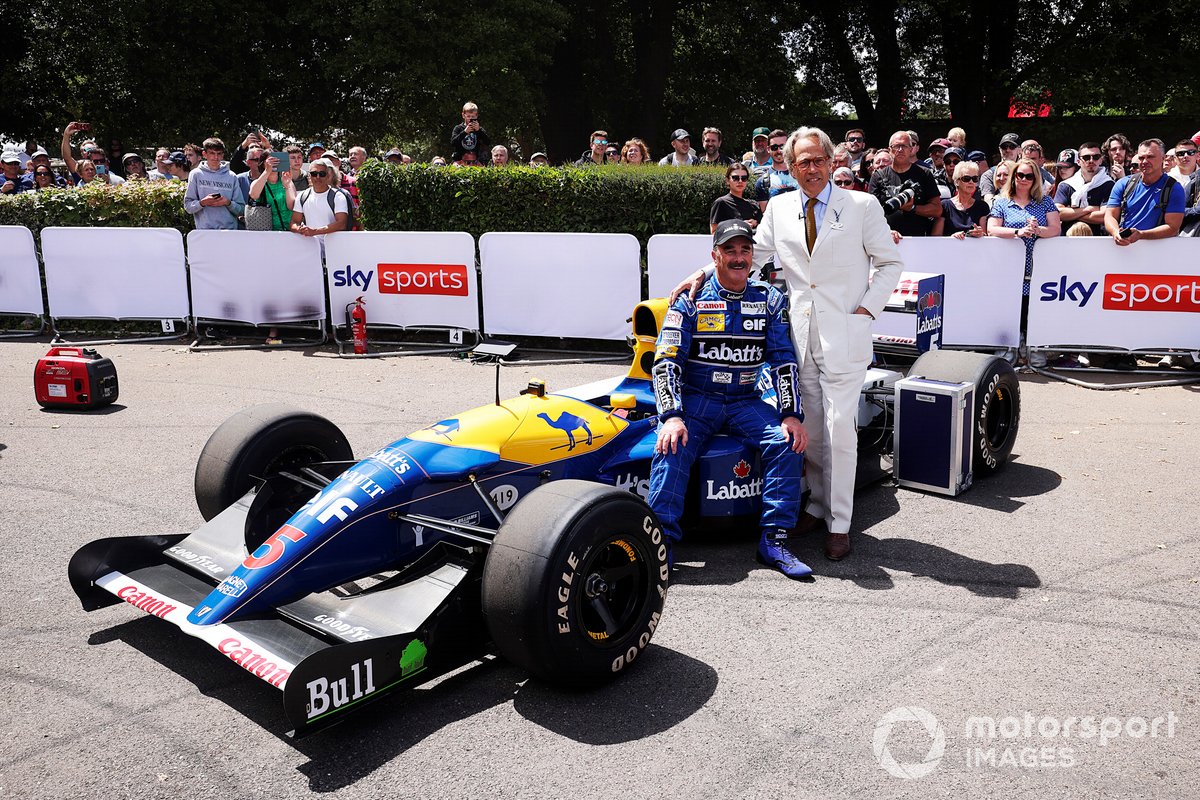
[378,263,469,296]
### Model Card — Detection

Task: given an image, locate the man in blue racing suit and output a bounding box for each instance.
[647,219,812,578]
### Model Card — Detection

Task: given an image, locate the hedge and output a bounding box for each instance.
[356,161,740,244]
[0,180,191,236]
[0,163,750,244]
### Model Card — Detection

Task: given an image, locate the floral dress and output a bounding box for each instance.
[989,195,1057,295]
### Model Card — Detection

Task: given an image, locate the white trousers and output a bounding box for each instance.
[798,315,867,534]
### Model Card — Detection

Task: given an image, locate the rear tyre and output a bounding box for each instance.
[194,404,352,520]
[910,350,1020,475]
[482,480,669,686]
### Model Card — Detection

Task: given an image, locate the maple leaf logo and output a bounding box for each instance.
[733,459,751,479]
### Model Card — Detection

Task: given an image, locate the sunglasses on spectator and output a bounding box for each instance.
[834,179,855,186]
[1000,143,1018,149]
[36,170,52,177]
[1178,149,1198,157]
[1022,146,1042,153]
[729,174,749,181]
[1015,172,1035,180]
[1079,153,1103,161]
[958,175,979,183]
[847,136,864,143]
[768,144,784,151]
[594,139,608,145]
[944,158,961,166]
[309,170,329,177]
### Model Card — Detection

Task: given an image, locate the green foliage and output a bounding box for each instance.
[0,182,191,236]
[357,162,728,244]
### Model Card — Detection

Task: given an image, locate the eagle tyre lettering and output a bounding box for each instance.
[481,481,669,687]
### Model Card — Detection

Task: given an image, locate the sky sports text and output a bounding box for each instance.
[1040,274,1200,312]
[331,263,470,296]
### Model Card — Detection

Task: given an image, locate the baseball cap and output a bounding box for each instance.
[966,150,987,162]
[1191,130,1200,147]
[30,147,49,158]
[530,151,548,160]
[1,151,20,164]
[169,151,188,166]
[999,133,1021,148]
[751,127,770,140]
[929,137,952,151]
[384,148,402,158]
[943,147,966,162]
[1058,148,1079,168]
[672,128,690,141]
[324,151,342,163]
[712,219,755,247]
[122,152,143,165]
[307,142,325,153]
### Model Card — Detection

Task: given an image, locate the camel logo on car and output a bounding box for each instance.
[538,411,595,451]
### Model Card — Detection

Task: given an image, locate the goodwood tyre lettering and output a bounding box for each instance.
[218,637,291,687]
[695,341,764,364]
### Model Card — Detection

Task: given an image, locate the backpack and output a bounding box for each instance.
[299,186,359,231]
[1119,173,1177,229]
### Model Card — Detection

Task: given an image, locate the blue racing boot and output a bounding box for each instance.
[757,528,813,579]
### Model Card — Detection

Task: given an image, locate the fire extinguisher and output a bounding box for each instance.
[347,296,368,354]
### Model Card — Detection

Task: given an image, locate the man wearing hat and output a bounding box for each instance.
[745,126,773,178]
[647,218,811,578]
[921,137,952,173]
[658,128,700,167]
[529,152,549,166]
[1,152,33,194]
[166,151,192,181]
[979,133,1023,199]
[122,152,149,180]
[26,147,68,187]
[384,148,404,165]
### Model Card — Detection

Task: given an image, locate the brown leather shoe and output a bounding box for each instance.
[825,532,851,561]
[793,511,825,536]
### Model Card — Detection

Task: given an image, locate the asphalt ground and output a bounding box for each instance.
[1,339,1197,799]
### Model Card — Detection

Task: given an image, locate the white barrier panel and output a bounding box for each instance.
[187,230,325,325]
[892,237,1026,348]
[479,232,641,340]
[1027,238,1200,349]
[647,234,713,299]
[0,226,43,316]
[42,227,189,320]
[323,231,479,330]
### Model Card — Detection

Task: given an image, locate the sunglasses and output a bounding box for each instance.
[1022,146,1042,153]
[1178,149,1197,157]
[958,175,979,183]
[834,179,855,186]
[847,136,864,143]
[729,175,749,182]
[36,171,52,177]
[1000,143,1018,150]
[1079,153,1103,161]
[309,170,328,177]
[944,159,961,167]
[1014,172,1035,181]
[594,139,608,145]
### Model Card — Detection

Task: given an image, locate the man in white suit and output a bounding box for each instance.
[673,126,903,561]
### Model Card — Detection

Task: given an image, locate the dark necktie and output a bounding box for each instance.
[805,197,818,254]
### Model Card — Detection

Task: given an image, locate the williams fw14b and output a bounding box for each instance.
[69,298,1019,736]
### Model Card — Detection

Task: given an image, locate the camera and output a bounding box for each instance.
[883,180,921,213]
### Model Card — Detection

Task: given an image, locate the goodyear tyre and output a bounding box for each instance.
[482,480,669,686]
[194,404,353,521]
[911,350,1020,475]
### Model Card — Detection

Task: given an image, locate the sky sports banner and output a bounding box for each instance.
[0,225,44,316]
[41,227,189,321]
[324,231,479,332]
[647,234,713,299]
[1028,238,1200,349]
[479,232,642,341]
[187,230,326,325]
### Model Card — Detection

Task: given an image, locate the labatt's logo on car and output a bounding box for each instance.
[707,459,763,500]
[188,455,412,626]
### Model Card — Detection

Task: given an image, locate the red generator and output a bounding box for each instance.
[34,347,119,410]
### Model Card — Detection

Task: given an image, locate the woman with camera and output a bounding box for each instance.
[245,153,295,232]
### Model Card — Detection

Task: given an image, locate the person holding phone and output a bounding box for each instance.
[183,137,245,230]
[451,101,492,165]
[932,160,989,238]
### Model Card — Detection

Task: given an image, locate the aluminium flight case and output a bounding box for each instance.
[893,376,973,496]
[33,347,119,410]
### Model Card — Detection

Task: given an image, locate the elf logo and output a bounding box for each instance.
[332,266,374,290]
[1039,276,1097,306]
[378,264,469,296]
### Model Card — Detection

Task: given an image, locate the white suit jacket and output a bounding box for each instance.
[753,186,904,372]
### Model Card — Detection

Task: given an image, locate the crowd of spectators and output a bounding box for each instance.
[3,105,1197,366]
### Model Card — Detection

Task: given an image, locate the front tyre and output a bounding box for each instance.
[481,480,669,686]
